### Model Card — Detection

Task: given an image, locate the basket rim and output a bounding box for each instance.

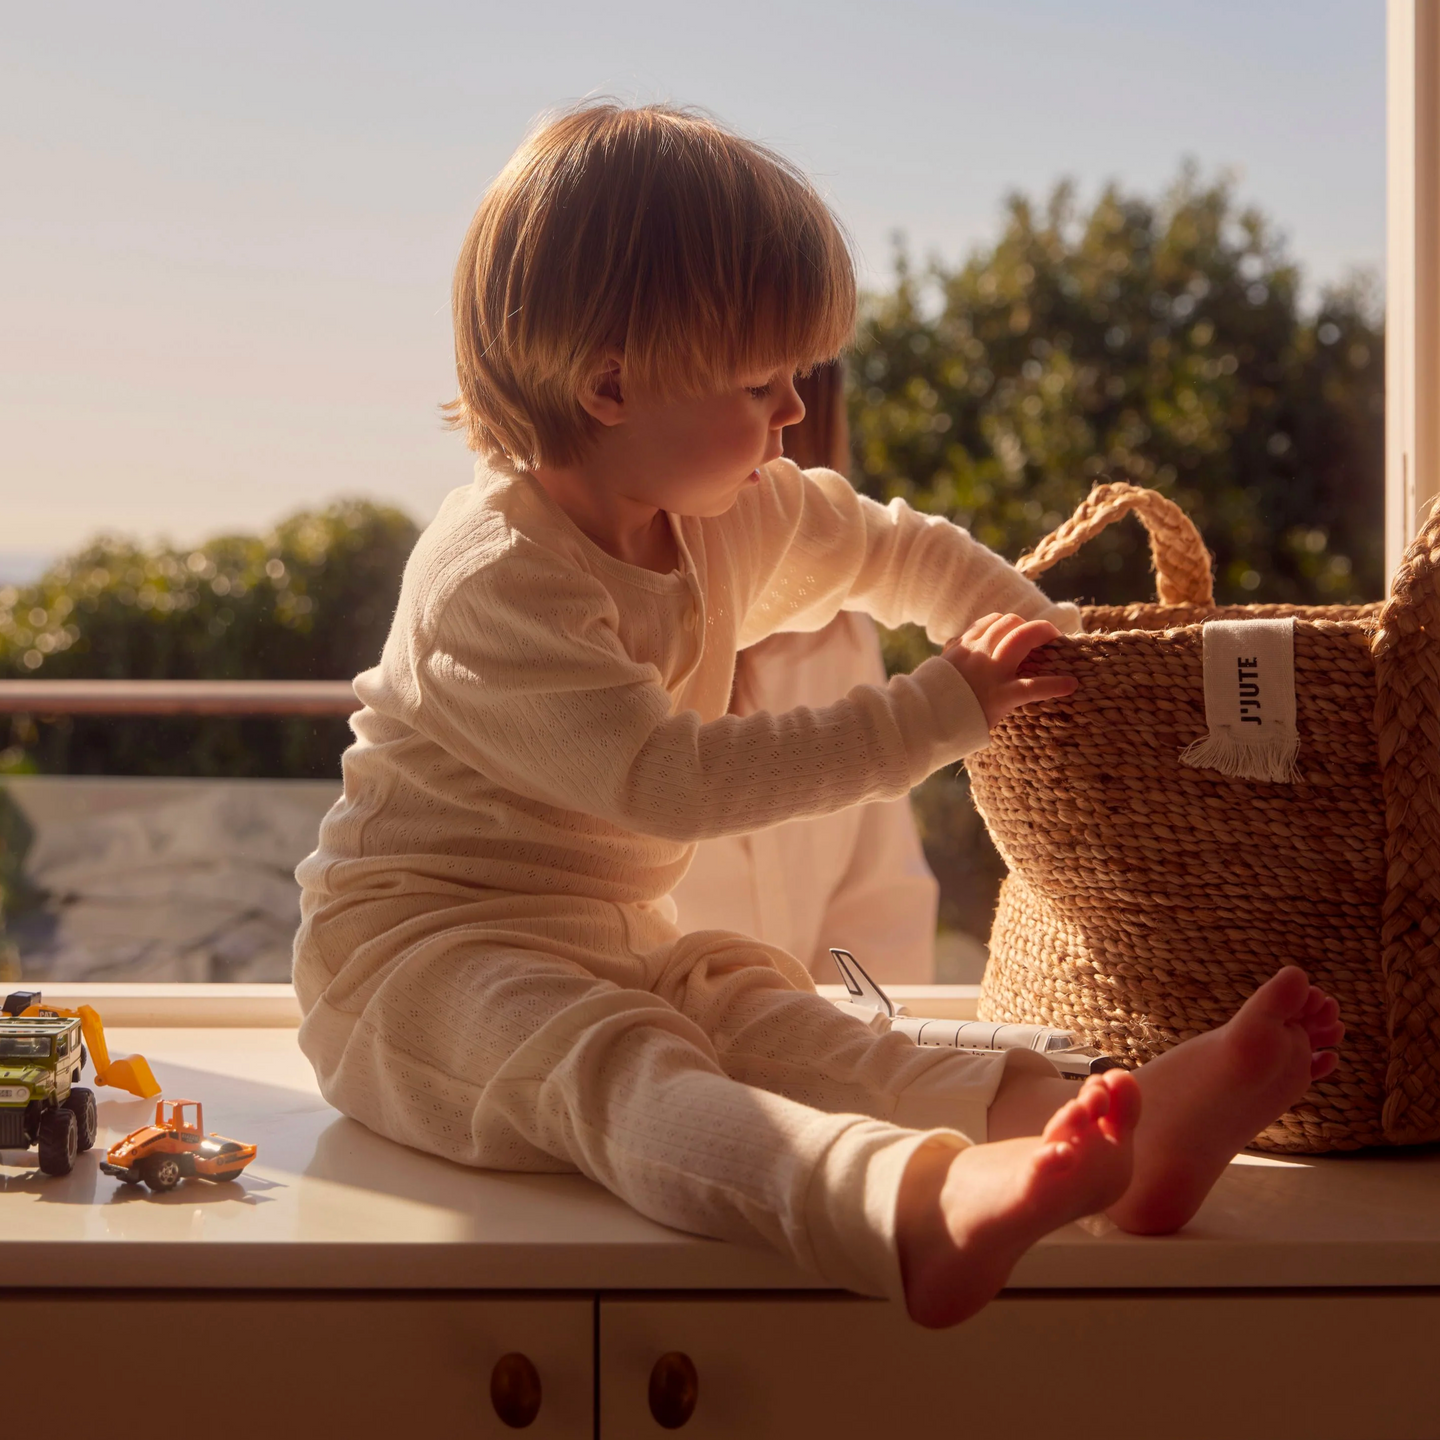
[1072,601,1382,641]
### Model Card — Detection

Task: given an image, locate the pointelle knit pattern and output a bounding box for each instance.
[293,458,1077,1300]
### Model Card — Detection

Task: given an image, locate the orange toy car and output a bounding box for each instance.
[100,1099,256,1191]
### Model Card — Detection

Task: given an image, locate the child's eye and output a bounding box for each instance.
[746,383,773,400]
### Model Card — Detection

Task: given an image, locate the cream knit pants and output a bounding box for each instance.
[295,896,1025,1299]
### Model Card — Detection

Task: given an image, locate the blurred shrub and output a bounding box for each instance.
[0,500,418,778]
[852,166,1384,610]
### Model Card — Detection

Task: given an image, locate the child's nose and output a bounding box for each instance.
[774,375,805,429]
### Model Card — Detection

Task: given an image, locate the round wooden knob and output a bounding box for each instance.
[490,1352,542,1429]
[648,1350,698,1429]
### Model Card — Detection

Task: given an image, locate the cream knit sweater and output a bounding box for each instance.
[294,459,1076,1300]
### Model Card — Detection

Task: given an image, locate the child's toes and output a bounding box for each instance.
[1303,999,1342,1041]
[1248,966,1311,1019]
[1040,1095,1092,1149]
[1299,994,1344,1050]
[1035,1138,1079,1179]
[1097,1069,1142,1140]
[1075,1075,1111,1122]
[1056,1078,1112,1134]
[1311,1050,1340,1081]
[1299,988,1339,1028]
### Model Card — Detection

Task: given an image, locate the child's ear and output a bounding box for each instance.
[577,351,626,427]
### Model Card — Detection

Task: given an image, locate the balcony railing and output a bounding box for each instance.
[0,680,357,716]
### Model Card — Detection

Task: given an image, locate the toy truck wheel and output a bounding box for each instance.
[65,1087,97,1151]
[37,1107,78,1176]
[141,1154,183,1191]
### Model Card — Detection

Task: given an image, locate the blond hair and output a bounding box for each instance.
[446,102,856,469]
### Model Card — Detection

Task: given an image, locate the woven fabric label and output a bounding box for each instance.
[1179,617,1299,783]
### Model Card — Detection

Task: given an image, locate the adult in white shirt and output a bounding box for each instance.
[670,362,940,983]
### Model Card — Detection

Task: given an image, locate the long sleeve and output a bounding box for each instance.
[393,542,991,843]
[725,461,1080,648]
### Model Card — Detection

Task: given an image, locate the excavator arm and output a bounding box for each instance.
[22,1002,161,1099]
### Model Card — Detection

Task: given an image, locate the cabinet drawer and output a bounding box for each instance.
[8,1292,593,1438]
[601,1291,1440,1440]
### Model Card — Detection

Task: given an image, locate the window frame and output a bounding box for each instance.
[1388,0,1440,579]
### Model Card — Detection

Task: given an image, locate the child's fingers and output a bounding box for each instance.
[959,612,1005,645]
[1000,674,1078,711]
[990,618,1062,672]
[971,612,1028,655]
[952,613,1046,661]
[952,613,1021,655]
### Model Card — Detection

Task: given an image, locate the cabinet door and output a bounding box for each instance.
[9,1292,593,1438]
[600,1291,1440,1440]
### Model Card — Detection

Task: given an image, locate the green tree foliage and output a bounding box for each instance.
[851,167,1384,631]
[0,500,418,777]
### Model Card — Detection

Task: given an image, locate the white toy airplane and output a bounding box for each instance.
[829,948,1122,1079]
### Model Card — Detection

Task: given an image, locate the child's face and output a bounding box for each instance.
[586,365,807,518]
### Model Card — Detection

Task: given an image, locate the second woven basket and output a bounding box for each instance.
[969,483,1440,1152]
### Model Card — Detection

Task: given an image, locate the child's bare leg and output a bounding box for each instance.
[897,1068,1141,1329]
[1107,965,1342,1234]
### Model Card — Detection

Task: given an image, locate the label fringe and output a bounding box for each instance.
[1179,731,1300,784]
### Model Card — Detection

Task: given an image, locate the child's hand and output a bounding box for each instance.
[941,612,1078,729]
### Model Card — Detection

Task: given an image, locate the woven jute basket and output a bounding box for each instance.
[970,482,1440,1152]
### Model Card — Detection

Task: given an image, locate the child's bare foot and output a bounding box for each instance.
[1107,966,1344,1236]
[898,1068,1140,1328]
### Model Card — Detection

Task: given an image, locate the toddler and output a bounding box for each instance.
[294,103,1343,1328]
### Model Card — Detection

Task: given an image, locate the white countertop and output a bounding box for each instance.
[4,1026,1439,1292]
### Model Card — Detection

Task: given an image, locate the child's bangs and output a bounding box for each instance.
[616,119,857,398]
[678,249,857,398]
[706,224,856,393]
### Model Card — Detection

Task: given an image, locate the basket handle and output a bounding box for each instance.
[1015,482,1216,607]
[1371,497,1440,1142]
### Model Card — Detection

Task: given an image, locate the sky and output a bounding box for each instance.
[2,0,1385,569]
